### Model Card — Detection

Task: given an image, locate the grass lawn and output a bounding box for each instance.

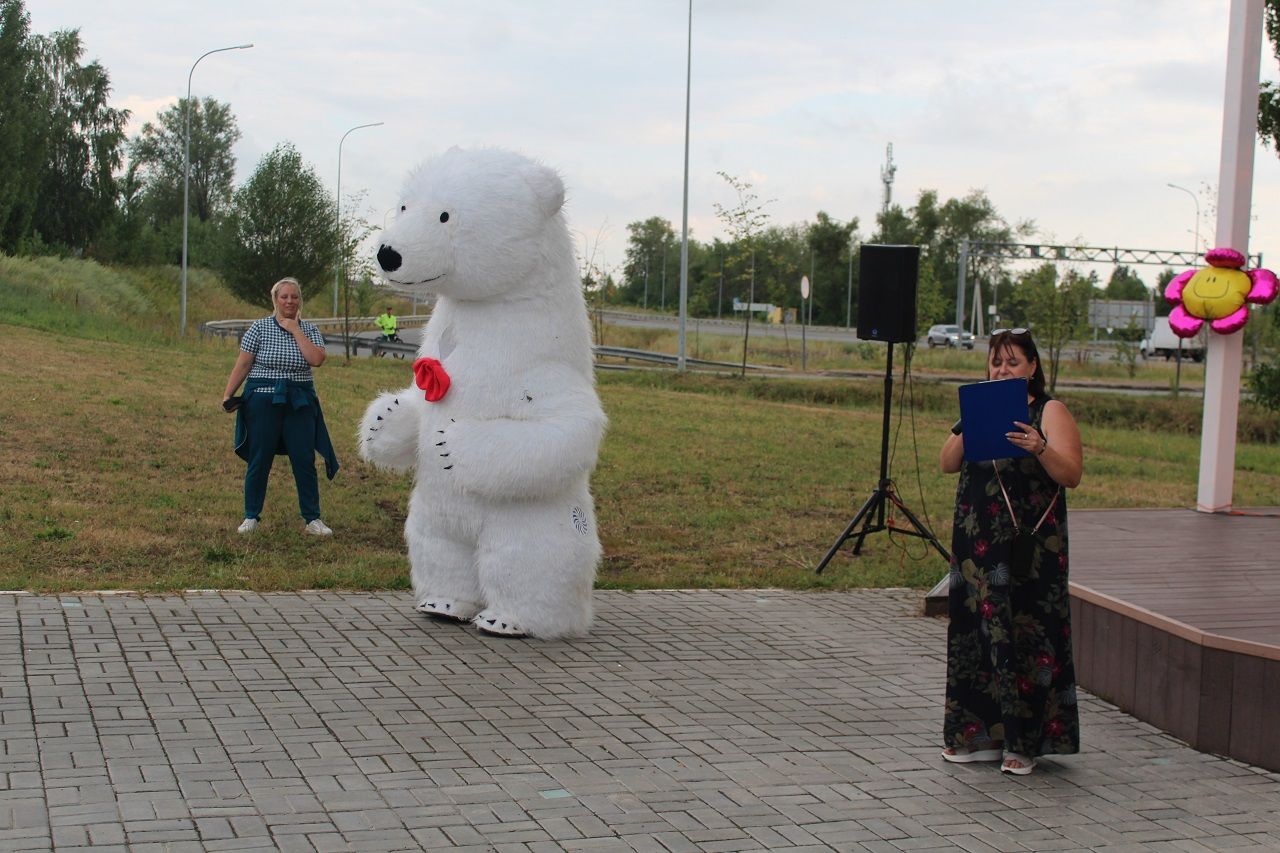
[2,323,1277,594]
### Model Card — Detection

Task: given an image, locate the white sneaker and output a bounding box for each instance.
[304,519,333,537]
[237,518,259,534]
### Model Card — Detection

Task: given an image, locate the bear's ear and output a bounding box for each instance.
[521,162,565,219]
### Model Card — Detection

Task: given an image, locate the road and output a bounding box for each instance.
[589,310,1175,374]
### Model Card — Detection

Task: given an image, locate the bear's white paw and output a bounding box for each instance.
[473,609,527,638]
[415,597,481,623]
[359,391,418,472]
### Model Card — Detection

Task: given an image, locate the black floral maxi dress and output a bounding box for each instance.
[943,395,1080,758]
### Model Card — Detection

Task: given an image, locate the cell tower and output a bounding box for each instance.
[880,143,896,215]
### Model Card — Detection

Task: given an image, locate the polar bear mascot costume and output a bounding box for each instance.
[359,147,606,640]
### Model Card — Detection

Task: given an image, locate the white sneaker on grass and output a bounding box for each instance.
[237,518,259,534]
[304,519,333,537]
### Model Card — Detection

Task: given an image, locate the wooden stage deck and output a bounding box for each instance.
[1069,507,1280,772]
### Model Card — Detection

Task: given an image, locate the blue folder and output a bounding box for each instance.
[958,377,1031,462]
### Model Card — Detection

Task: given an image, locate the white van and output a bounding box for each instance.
[1141,317,1206,362]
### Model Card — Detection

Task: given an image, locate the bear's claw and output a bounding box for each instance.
[416,598,479,623]
[473,609,527,638]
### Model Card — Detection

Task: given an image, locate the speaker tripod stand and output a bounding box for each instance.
[815,341,950,574]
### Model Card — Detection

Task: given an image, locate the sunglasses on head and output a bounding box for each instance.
[991,328,1029,336]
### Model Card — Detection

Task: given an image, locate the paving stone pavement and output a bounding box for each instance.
[1,589,1278,853]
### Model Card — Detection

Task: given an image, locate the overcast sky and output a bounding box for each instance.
[31,0,1280,285]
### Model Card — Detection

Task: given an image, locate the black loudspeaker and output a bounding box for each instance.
[857,244,920,343]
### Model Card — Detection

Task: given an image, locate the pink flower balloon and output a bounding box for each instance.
[1163,248,1278,337]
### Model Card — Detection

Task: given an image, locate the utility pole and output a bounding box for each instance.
[880,143,896,216]
[717,252,724,319]
[846,239,854,329]
[970,276,984,338]
[643,255,649,309]
[661,243,668,311]
[676,0,693,371]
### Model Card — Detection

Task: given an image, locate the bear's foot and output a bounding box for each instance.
[473,609,527,639]
[415,597,480,623]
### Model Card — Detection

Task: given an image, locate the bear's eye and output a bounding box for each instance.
[439,211,450,223]
[400,205,406,213]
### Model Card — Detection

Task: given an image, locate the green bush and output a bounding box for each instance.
[1248,359,1280,413]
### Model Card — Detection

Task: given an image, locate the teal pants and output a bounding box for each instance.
[241,387,321,522]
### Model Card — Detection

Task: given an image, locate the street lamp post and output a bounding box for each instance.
[1167,182,1201,253]
[717,252,723,320]
[846,239,855,329]
[643,255,649,309]
[180,43,252,336]
[676,0,693,371]
[661,244,668,311]
[335,121,384,335]
[335,121,378,356]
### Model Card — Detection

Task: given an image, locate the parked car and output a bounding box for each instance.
[926,324,976,349]
[1140,317,1206,362]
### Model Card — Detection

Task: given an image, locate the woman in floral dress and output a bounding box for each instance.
[938,329,1083,775]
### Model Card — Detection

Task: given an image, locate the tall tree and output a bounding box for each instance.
[1023,265,1094,393]
[700,237,731,318]
[1104,265,1149,300]
[221,142,337,307]
[750,223,804,312]
[0,0,43,251]
[871,188,1030,329]
[621,216,675,309]
[28,28,129,252]
[128,96,239,225]
[1261,0,1280,150]
[804,211,858,326]
[607,189,1024,327]
[1153,267,1179,317]
[932,190,1034,325]
[874,203,917,245]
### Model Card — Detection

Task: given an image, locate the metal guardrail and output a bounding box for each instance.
[202,306,762,333]
[203,308,843,342]
[593,345,783,372]
[594,308,748,330]
[299,336,782,372]
[199,314,431,340]
[204,318,781,372]
[333,333,416,359]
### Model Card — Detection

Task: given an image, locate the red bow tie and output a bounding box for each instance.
[412,357,451,402]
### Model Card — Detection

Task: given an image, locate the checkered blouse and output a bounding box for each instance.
[240,317,326,383]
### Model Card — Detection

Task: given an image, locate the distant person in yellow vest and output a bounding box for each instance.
[375,306,399,341]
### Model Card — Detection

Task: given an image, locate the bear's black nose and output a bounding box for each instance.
[377,244,402,272]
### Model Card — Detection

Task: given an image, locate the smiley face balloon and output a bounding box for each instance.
[1164,248,1278,337]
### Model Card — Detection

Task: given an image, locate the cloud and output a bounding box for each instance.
[26,0,1280,276]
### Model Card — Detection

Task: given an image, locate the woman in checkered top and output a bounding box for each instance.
[221,277,339,536]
